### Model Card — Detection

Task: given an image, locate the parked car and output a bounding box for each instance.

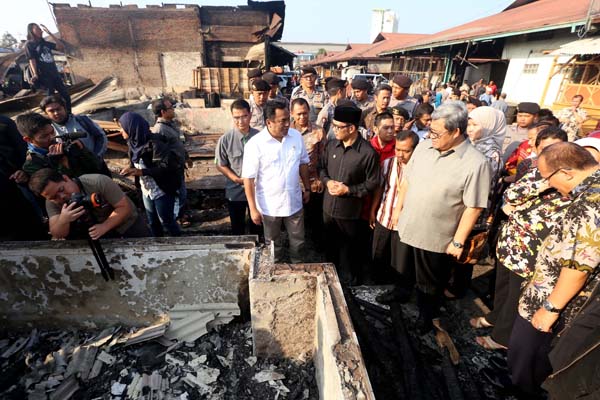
[351,73,389,92]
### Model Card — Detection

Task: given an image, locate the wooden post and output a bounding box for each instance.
[540,55,559,106]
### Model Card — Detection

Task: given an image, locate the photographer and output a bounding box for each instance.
[29,168,150,240]
[40,95,108,159]
[16,112,102,179]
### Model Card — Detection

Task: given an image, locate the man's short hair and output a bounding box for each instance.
[374,84,392,96]
[151,98,171,117]
[396,130,419,148]
[540,142,597,171]
[500,93,507,99]
[29,168,64,196]
[264,100,288,121]
[291,97,309,111]
[534,126,568,147]
[414,103,434,119]
[40,94,66,111]
[230,98,251,113]
[16,112,53,139]
[573,94,584,102]
[374,111,394,128]
[466,96,482,107]
[431,101,468,135]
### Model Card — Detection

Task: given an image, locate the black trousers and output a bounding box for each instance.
[304,192,324,248]
[227,200,262,236]
[37,74,71,113]
[393,240,453,319]
[323,212,366,286]
[371,222,398,283]
[486,262,525,347]
[508,315,553,396]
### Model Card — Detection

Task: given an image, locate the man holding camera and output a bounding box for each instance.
[16,112,102,179]
[29,168,150,240]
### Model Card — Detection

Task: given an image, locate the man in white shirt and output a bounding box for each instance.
[242,101,311,263]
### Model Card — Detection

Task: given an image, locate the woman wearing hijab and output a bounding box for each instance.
[119,112,184,237]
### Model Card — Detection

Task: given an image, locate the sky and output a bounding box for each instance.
[2,0,514,44]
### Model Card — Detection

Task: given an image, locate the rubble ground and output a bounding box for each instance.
[0,322,318,400]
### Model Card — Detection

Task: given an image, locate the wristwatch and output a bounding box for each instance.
[543,299,562,313]
[452,240,463,249]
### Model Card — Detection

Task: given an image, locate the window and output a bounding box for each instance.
[523,63,539,74]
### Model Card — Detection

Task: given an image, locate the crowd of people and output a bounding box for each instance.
[0,24,598,399]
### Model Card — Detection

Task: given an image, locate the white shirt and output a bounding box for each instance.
[242,127,310,217]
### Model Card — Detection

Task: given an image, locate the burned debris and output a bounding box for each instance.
[0,320,318,400]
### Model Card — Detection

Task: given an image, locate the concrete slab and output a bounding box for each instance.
[0,236,257,330]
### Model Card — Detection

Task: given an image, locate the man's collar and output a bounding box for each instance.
[27,143,48,156]
[428,136,469,157]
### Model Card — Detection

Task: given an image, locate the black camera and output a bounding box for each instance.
[68,192,107,210]
[57,131,88,143]
[48,131,88,162]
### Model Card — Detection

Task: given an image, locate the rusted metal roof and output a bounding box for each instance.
[551,36,600,55]
[381,0,599,55]
[307,33,430,66]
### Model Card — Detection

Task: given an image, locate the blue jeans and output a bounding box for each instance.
[143,193,181,237]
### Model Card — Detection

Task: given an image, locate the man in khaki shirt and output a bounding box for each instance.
[362,84,392,136]
[393,101,491,332]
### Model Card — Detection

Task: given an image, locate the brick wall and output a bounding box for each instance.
[53,5,204,91]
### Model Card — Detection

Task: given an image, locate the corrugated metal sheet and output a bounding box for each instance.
[381,0,599,55]
[551,37,600,55]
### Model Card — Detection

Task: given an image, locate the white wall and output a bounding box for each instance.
[501,32,575,106]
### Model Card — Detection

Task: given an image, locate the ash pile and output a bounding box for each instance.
[0,307,318,400]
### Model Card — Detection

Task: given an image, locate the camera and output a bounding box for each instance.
[48,131,88,162]
[68,192,107,211]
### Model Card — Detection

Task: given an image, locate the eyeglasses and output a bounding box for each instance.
[542,167,569,182]
[428,129,449,139]
[332,124,351,131]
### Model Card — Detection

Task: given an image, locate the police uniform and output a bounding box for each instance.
[389,74,418,118]
[249,79,270,131]
[351,79,375,111]
[502,102,539,160]
[291,66,329,124]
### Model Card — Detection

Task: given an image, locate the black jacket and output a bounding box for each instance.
[136,134,185,195]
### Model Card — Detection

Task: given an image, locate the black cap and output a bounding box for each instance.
[390,104,410,119]
[333,105,362,126]
[248,68,262,79]
[300,66,317,76]
[517,102,540,114]
[392,74,413,88]
[251,79,271,92]
[351,79,370,91]
[262,72,281,85]
[325,78,346,91]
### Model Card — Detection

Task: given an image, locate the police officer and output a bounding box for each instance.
[262,72,289,108]
[352,78,375,111]
[291,66,329,124]
[503,102,539,160]
[389,74,418,118]
[318,77,348,137]
[248,79,270,131]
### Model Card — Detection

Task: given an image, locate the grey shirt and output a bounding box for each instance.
[397,138,491,253]
[152,118,185,142]
[215,127,259,201]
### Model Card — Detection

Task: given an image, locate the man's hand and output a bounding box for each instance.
[302,190,310,204]
[89,223,110,240]
[327,180,349,196]
[531,307,559,333]
[369,211,377,229]
[249,207,263,226]
[59,202,86,224]
[74,140,85,149]
[9,170,29,184]
[445,242,463,259]
[235,177,244,185]
[120,166,142,177]
[48,143,65,156]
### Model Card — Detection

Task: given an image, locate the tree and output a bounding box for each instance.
[1,32,17,48]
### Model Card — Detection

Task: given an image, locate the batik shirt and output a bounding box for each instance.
[497,169,572,278]
[557,107,588,141]
[518,169,600,324]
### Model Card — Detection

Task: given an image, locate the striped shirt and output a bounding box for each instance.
[376,157,404,230]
